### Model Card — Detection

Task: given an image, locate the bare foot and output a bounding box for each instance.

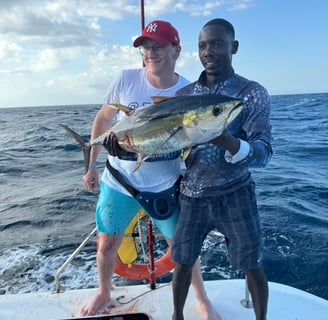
[198,298,222,320]
[80,292,112,316]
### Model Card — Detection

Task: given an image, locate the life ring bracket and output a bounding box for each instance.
[114,209,175,280]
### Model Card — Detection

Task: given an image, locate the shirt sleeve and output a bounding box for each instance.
[235,85,272,168]
[225,139,250,163]
[103,71,124,106]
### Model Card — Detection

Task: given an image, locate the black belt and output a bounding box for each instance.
[106,160,139,197]
[105,160,182,220]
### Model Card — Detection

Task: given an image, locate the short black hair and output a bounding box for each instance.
[203,18,235,39]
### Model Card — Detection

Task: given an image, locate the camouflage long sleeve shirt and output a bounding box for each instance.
[176,71,272,198]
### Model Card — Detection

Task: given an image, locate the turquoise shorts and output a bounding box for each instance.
[96,181,178,238]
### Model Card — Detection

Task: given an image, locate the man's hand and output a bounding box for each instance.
[210,129,240,155]
[103,132,128,157]
[83,169,99,191]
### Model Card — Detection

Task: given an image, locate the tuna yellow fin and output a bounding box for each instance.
[151,96,173,104]
[110,103,134,114]
[182,148,192,161]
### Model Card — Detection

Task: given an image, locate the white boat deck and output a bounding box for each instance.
[0,279,327,320]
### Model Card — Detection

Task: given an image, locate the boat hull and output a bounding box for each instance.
[0,280,327,320]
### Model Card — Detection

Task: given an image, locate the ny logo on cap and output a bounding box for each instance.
[146,22,158,33]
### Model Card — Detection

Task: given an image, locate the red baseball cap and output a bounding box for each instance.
[133,20,180,48]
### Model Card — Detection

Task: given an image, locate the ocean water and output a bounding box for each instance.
[0,93,327,300]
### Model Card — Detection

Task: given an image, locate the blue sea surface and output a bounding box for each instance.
[0,93,327,300]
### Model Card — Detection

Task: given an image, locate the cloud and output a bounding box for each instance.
[42,45,141,97]
[174,1,224,17]
[144,0,253,17]
[32,49,61,72]
[0,0,255,107]
[0,8,99,49]
[0,40,22,60]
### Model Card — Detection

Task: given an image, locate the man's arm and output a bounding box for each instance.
[83,104,117,191]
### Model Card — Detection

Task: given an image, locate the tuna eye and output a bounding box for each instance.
[212,106,222,116]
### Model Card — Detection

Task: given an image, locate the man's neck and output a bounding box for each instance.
[147,71,179,89]
[206,68,234,88]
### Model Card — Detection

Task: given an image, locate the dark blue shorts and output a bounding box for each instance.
[172,183,263,270]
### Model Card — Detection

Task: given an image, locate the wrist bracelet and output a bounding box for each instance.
[88,162,97,169]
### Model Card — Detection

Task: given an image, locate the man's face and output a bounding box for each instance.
[198,25,237,78]
[140,40,180,75]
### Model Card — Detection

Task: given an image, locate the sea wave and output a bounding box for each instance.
[0,93,327,299]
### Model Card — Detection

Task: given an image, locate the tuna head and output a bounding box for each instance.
[179,95,243,146]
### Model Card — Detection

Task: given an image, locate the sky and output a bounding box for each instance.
[0,0,327,108]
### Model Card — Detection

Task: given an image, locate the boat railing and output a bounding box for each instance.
[204,230,253,309]
[54,227,253,309]
[54,226,97,293]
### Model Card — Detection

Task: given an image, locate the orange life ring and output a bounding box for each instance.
[114,210,176,280]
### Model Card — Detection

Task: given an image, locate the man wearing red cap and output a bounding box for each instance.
[80,20,221,320]
[133,20,180,47]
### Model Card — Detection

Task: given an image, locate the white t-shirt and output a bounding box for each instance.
[101,68,190,196]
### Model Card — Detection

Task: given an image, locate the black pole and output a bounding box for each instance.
[140,1,156,289]
[140,0,145,30]
[140,0,145,67]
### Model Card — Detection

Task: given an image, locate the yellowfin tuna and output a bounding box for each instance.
[60,94,243,172]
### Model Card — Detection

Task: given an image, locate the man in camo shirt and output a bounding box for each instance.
[171,18,272,320]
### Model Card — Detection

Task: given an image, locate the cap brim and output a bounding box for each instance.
[133,36,144,48]
[133,35,171,48]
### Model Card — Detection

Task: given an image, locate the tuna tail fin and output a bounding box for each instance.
[59,124,91,174]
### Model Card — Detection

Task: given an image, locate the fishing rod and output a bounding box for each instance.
[139,0,157,289]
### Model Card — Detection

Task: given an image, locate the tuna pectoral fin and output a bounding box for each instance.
[133,126,184,172]
[59,124,91,174]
